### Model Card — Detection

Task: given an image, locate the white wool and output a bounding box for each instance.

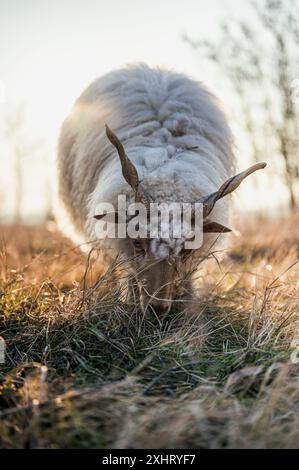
[56,63,235,260]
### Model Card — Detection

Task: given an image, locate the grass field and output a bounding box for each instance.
[0,216,299,448]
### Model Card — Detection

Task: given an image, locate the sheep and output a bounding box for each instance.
[56,64,266,312]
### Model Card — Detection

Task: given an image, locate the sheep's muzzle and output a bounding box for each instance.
[138,260,176,313]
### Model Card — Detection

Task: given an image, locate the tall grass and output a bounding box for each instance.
[0,217,299,448]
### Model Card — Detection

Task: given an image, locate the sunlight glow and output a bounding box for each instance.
[0,79,5,105]
[0,0,286,221]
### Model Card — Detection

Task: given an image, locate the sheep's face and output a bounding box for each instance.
[126,209,232,312]
[96,206,200,313]
[123,206,204,313]
[130,235,191,313]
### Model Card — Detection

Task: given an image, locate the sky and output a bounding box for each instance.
[0,0,289,222]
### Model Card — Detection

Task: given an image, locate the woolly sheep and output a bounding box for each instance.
[56,64,265,312]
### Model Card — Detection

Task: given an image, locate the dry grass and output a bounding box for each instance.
[0,216,299,448]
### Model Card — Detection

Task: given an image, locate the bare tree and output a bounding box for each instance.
[4,106,26,223]
[184,0,299,211]
[4,105,43,223]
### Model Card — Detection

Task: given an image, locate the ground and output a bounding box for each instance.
[0,216,299,448]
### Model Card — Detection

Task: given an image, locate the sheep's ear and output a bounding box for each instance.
[203,219,231,233]
[94,212,120,223]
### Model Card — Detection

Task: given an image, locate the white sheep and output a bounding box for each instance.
[56,64,265,312]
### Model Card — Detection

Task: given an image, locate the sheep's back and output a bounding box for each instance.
[56,64,235,242]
